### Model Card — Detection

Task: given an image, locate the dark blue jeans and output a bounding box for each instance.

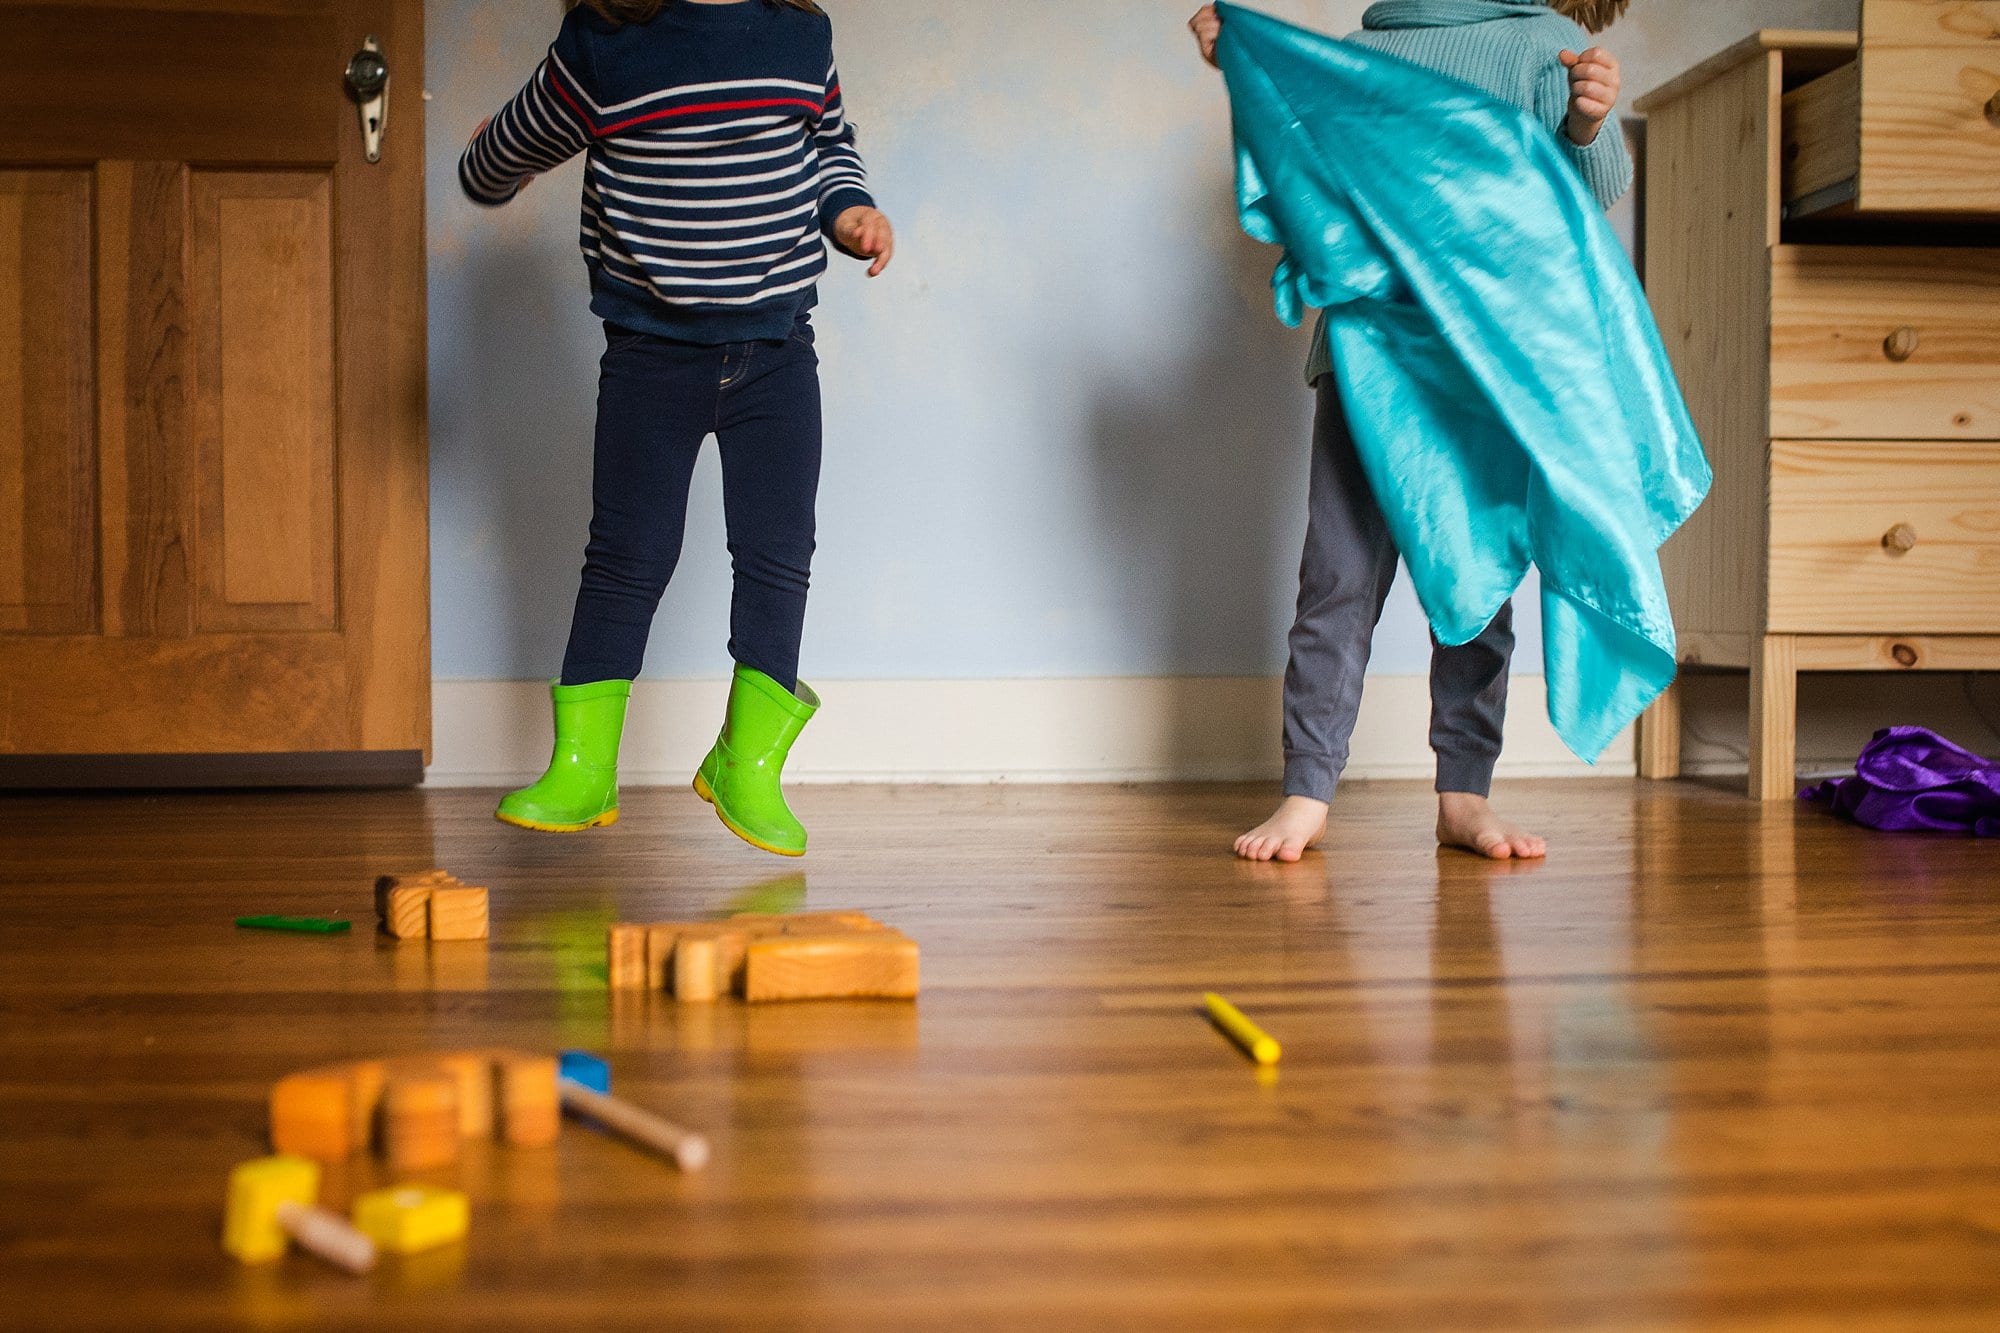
[560,319,822,692]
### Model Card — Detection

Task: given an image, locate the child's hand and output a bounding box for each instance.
[1189,6,1222,69]
[1559,47,1621,145]
[834,206,895,277]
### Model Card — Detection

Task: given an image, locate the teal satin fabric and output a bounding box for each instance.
[1216,2,1710,762]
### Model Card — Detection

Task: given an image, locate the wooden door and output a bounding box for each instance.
[0,0,429,784]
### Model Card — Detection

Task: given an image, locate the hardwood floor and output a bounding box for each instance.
[1,780,1997,1330]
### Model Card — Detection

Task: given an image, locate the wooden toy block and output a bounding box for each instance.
[383,885,434,941]
[429,1053,495,1139]
[270,1070,358,1161]
[383,1071,461,1171]
[734,910,886,936]
[607,924,646,990]
[743,931,920,1002]
[494,1053,561,1148]
[341,1060,388,1148]
[673,935,721,1003]
[427,886,489,942]
[558,1050,611,1094]
[375,870,456,922]
[352,1185,469,1255]
[224,1155,377,1274]
[644,925,679,991]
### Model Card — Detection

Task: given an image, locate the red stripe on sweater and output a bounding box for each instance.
[544,68,824,139]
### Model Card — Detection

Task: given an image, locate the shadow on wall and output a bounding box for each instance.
[1078,170,1311,773]
[437,235,600,678]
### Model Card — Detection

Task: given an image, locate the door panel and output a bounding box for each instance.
[192,171,339,634]
[0,0,428,774]
[0,170,96,636]
[95,160,194,641]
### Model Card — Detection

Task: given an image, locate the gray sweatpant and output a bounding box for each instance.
[1283,376,1513,803]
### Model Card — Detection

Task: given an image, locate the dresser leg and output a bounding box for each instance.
[1637,676,1683,780]
[1748,635,1798,802]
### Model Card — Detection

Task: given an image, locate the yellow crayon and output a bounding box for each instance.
[1204,992,1281,1066]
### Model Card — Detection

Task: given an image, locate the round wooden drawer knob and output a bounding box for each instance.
[1882,523,1919,554]
[1883,327,1920,362]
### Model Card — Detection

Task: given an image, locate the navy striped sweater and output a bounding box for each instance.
[460,0,876,344]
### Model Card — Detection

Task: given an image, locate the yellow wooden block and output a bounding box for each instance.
[223,1155,320,1264]
[743,931,920,1002]
[428,887,488,942]
[351,1185,469,1255]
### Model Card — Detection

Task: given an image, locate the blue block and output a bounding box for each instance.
[558,1050,611,1094]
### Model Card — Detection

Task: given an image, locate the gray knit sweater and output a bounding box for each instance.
[1305,0,1633,385]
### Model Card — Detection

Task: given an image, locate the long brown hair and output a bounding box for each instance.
[1549,0,1629,33]
[570,0,824,22]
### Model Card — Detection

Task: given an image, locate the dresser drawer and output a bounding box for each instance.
[1770,246,2000,440]
[1856,0,2000,213]
[1768,439,2000,633]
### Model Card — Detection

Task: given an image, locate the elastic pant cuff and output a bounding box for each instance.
[1435,751,1498,798]
[1283,753,1341,804]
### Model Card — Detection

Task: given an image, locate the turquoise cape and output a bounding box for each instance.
[1216,2,1709,762]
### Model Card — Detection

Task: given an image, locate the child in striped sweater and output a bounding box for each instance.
[1191,0,1630,863]
[461,0,893,858]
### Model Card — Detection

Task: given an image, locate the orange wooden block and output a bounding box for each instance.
[383,1071,460,1171]
[342,1060,388,1149]
[743,931,920,1002]
[495,1054,560,1148]
[431,1052,495,1138]
[428,887,489,942]
[270,1070,357,1161]
[383,885,433,940]
[607,924,646,990]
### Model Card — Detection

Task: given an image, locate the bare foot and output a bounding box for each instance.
[1234,796,1330,863]
[1436,792,1547,860]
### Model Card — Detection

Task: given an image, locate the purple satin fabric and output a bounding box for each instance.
[1802,726,2000,838]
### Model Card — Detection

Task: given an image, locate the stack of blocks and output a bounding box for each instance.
[270,1049,560,1170]
[607,911,919,1003]
[375,871,489,942]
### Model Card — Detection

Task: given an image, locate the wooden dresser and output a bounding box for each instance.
[1633,5,2000,801]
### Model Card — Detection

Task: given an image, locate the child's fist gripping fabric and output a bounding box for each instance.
[1559,46,1621,145]
[1189,5,1222,69]
[834,206,895,277]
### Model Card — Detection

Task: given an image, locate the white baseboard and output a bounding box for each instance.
[427,675,1634,787]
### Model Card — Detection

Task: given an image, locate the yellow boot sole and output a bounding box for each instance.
[494,807,619,834]
[693,773,805,858]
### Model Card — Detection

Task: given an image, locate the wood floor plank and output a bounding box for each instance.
[0,780,1997,1329]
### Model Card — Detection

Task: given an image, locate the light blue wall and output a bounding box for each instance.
[426,0,1857,682]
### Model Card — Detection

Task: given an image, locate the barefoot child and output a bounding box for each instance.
[461,0,894,857]
[1190,0,1633,863]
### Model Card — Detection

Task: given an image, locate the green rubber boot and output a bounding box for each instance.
[496,680,631,833]
[693,665,820,857]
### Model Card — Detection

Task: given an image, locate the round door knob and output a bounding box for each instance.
[1883,327,1920,362]
[346,47,389,100]
[1882,523,1918,554]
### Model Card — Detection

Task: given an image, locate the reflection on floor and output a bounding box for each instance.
[2,780,1997,1328]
